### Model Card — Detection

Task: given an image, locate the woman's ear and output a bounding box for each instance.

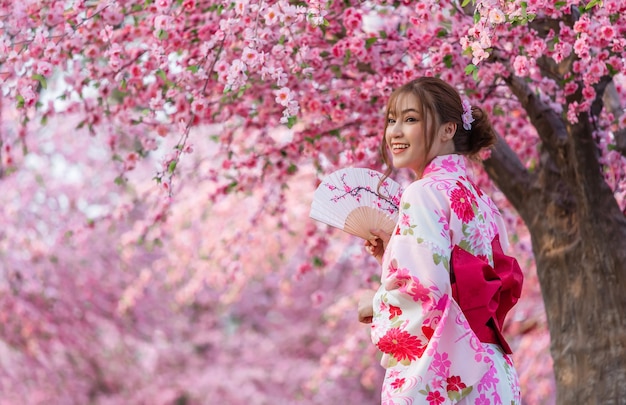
[440,122,457,141]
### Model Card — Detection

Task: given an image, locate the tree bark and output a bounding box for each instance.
[484,75,626,404]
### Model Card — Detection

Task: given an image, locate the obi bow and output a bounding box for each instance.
[450,235,523,354]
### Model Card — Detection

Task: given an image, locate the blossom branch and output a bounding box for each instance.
[503,74,570,172]
[157,38,226,196]
[483,134,534,217]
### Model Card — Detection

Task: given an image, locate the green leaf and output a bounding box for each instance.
[464,63,480,81]
[461,0,472,7]
[343,49,352,66]
[157,29,168,40]
[114,176,125,186]
[464,64,477,75]
[156,69,168,83]
[459,240,471,252]
[443,54,453,68]
[461,386,474,397]
[187,65,199,73]
[433,253,442,265]
[168,160,177,173]
[584,0,601,10]
[226,180,238,193]
[286,115,297,129]
[365,37,378,49]
[32,74,47,90]
[16,94,25,109]
[493,105,505,116]
[287,163,297,174]
[606,63,618,76]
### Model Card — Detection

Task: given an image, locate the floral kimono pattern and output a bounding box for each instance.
[371,154,522,405]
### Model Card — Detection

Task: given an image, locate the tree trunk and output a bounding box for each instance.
[484,81,626,403]
[529,185,626,404]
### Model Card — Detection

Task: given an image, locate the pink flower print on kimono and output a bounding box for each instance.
[449,181,477,223]
[463,216,491,255]
[389,304,403,320]
[439,155,458,173]
[376,328,427,365]
[398,210,416,235]
[384,259,433,312]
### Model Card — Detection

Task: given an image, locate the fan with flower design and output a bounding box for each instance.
[309,168,403,240]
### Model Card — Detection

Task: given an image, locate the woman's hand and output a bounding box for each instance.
[364,228,391,264]
[357,289,376,324]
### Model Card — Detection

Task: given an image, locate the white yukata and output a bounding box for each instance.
[371,154,522,405]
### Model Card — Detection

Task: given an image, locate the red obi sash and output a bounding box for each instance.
[450,235,523,354]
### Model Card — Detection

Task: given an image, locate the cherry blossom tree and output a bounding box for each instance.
[1,0,625,404]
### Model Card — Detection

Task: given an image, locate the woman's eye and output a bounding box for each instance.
[387,118,396,124]
[406,117,418,122]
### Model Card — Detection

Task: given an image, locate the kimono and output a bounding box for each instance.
[371,154,522,405]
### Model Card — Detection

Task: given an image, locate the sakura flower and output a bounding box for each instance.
[275,87,293,107]
[513,55,530,77]
[191,99,206,114]
[35,61,53,77]
[155,0,172,12]
[154,15,173,33]
[234,0,246,15]
[488,8,506,24]
[265,7,281,25]
[20,85,37,108]
[241,47,260,68]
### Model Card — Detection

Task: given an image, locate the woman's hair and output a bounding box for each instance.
[379,77,496,182]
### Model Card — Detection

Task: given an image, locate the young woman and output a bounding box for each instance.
[359,77,523,404]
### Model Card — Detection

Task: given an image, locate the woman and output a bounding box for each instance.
[359,77,523,404]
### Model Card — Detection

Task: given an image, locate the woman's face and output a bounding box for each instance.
[385,93,455,176]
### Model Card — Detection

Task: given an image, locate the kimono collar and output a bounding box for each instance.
[422,154,467,178]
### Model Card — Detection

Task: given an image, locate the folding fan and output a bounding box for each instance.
[309,168,403,240]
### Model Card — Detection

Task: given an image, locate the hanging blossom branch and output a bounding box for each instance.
[155,37,226,197]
